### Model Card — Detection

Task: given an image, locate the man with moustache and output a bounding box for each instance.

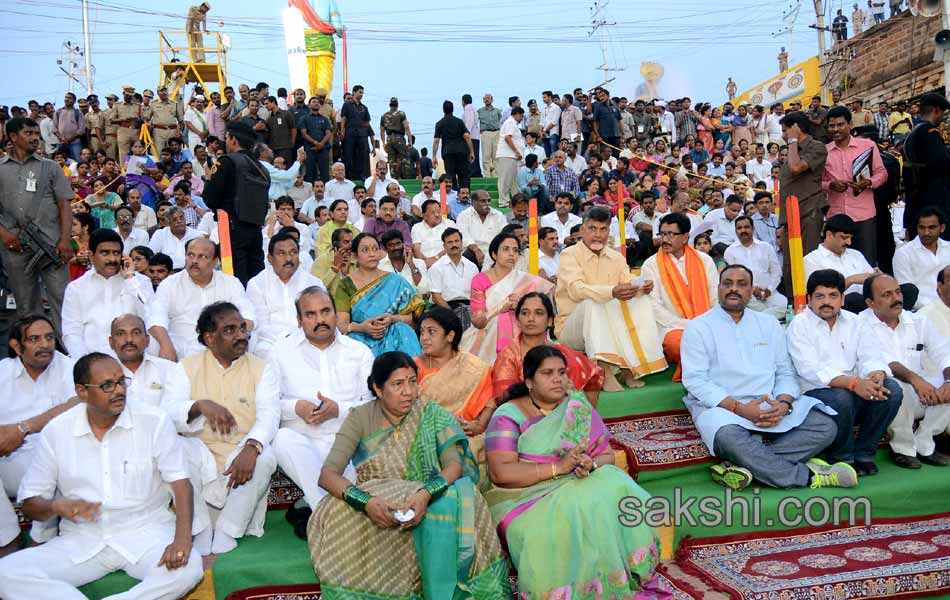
[860,275,950,468]
[61,229,154,357]
[246,231,326,359]
[269,287,373,537]
[0,352,202,597]
[682,265,850,491]
[0,316,77,555]
[108,314,218,555]
[148,237,255,361]
[175,302,280,554]
[723,216,786,318]
[787,270,901,476]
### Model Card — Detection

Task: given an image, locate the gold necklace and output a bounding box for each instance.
[529,394,554,416]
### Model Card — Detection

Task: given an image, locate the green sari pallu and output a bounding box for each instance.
[484,394,668,599]
[307,399,511,599]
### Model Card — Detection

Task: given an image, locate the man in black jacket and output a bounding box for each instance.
[903,93,950,240]
[203,120,271,285]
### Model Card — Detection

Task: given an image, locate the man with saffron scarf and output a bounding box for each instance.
[641,212,719,380]
[288,0,345,97]
[555,206,667,390]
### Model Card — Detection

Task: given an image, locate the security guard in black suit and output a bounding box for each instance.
[903,93,950,240]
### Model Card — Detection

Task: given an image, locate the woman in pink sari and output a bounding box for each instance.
[460,232,553,363]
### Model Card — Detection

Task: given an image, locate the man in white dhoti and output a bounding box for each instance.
[173,302,280,554]
[0,316,77,554]
[723,215,786,319]
[860,274,950,469]
[108,314,217,553]
[246,231,325,359]
[0,353,202,599]
[555,206,667,390]
[61,229,153,357]
[148,237,255,361]
[269,287,373,537]
[682,265,856,490]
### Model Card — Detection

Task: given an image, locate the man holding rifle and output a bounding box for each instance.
[0,117,75,337]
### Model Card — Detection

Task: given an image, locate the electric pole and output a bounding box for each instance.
[58,42,83,94]
[82,0,93,94]
[772,2,801,64]
[808,0,831,103]
[589,0,624,86]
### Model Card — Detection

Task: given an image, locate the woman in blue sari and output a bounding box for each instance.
[486,345,668,599]
[335,232,425,356]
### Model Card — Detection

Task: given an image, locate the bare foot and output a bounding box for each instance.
[599,362,624,392]
[620,371,646,389]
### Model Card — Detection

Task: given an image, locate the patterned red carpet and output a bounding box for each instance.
[657,513,950,599]
[605,410,715,478]
[224,583,321,599]
[266,468,304,510]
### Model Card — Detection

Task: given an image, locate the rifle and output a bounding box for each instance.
[17,220,64,276]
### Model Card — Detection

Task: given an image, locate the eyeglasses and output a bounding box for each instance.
[82,377,131,393]
[658,231,686,239]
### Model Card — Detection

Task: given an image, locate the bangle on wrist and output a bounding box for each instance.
[420,475,449,500]
[343,485,372,513]
[551,463,558,480]
[16,421,30,436]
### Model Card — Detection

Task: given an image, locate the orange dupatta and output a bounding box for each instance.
[656,245,711,320]
[414,353,494,421]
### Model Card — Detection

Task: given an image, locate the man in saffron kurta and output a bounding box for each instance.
[640,212,719,380]
[174,302,280,555]
[555,207,666,387]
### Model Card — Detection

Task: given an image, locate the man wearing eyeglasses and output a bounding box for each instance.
[0,315,78,557]
[0,352,203,597]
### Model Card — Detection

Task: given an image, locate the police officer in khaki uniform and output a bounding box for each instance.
[111,85,144,161]
[186,2,211,63]
[149,86,183,154]
[380,97,412,179]
[84,94,106,154]
[141,89,155,117]
[103,93,119,159]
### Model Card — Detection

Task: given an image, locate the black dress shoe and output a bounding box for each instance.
[918,452,950,466]
[285,505,313,527]
[892,452,922,469]
[294,518,309,540]
[853,461,879,476]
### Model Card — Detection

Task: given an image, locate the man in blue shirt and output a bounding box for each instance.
[592,88,622,158]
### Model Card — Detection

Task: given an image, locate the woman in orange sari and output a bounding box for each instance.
[493,292,605,407]
[415,307,495,479]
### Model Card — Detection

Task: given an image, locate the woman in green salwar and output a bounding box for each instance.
[485,345,669,599]
[307,351,511,600]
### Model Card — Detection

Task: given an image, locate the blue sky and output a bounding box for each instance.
[2,0,824,143]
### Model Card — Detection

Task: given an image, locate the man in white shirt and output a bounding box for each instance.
[723,216,786,318]
[263,197,313,258]
[184,96,208,149]
[148,238,256,361]
[695,195,743,245]
[0,353,203,598]
[269,287,373,534]
[656,101,677,143]
[323,161,355,209]
[540,192,582,245]
[364,160,403,201]
[174,303,280,554]
[298,180,327,225]
[411,176,440,220]
[147,206,204,270]
[892,208,950,308]
[788,270,901,475]
[455,190,507,269]
[496,107,525,208]
[860,274,950,468]
[378,230,428,295]
[0,316,77,553]
[247,232,325,359]
[62,230,154,358]
[804,215,918,313]
[411,200,459,269]
[129,189,157,233]
[538,226,560,283]
[541,90,562,157]
[919,267,950,349]
[462,94,482,177]
[745,144,773,184]
[114,206,149,255]
[108,314,216,553]
[564,142,587,175]
[429,228,479,329]
[523,132,546,164]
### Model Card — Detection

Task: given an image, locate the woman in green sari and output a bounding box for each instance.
[308,351,511,599]
[486,346,668,599]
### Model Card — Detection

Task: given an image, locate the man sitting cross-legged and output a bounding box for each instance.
[640,212,719,380]
[682,264,855,490]
[787,270,902,476]
[0,353,203,600]
[269,286,373,537]
[859,274,950,468]
[555,206,667,390]
[172,302,280,554]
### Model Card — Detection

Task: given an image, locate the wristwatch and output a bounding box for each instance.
[16,421,30,436]
[778,400,794,414]
[244,439,263,455]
